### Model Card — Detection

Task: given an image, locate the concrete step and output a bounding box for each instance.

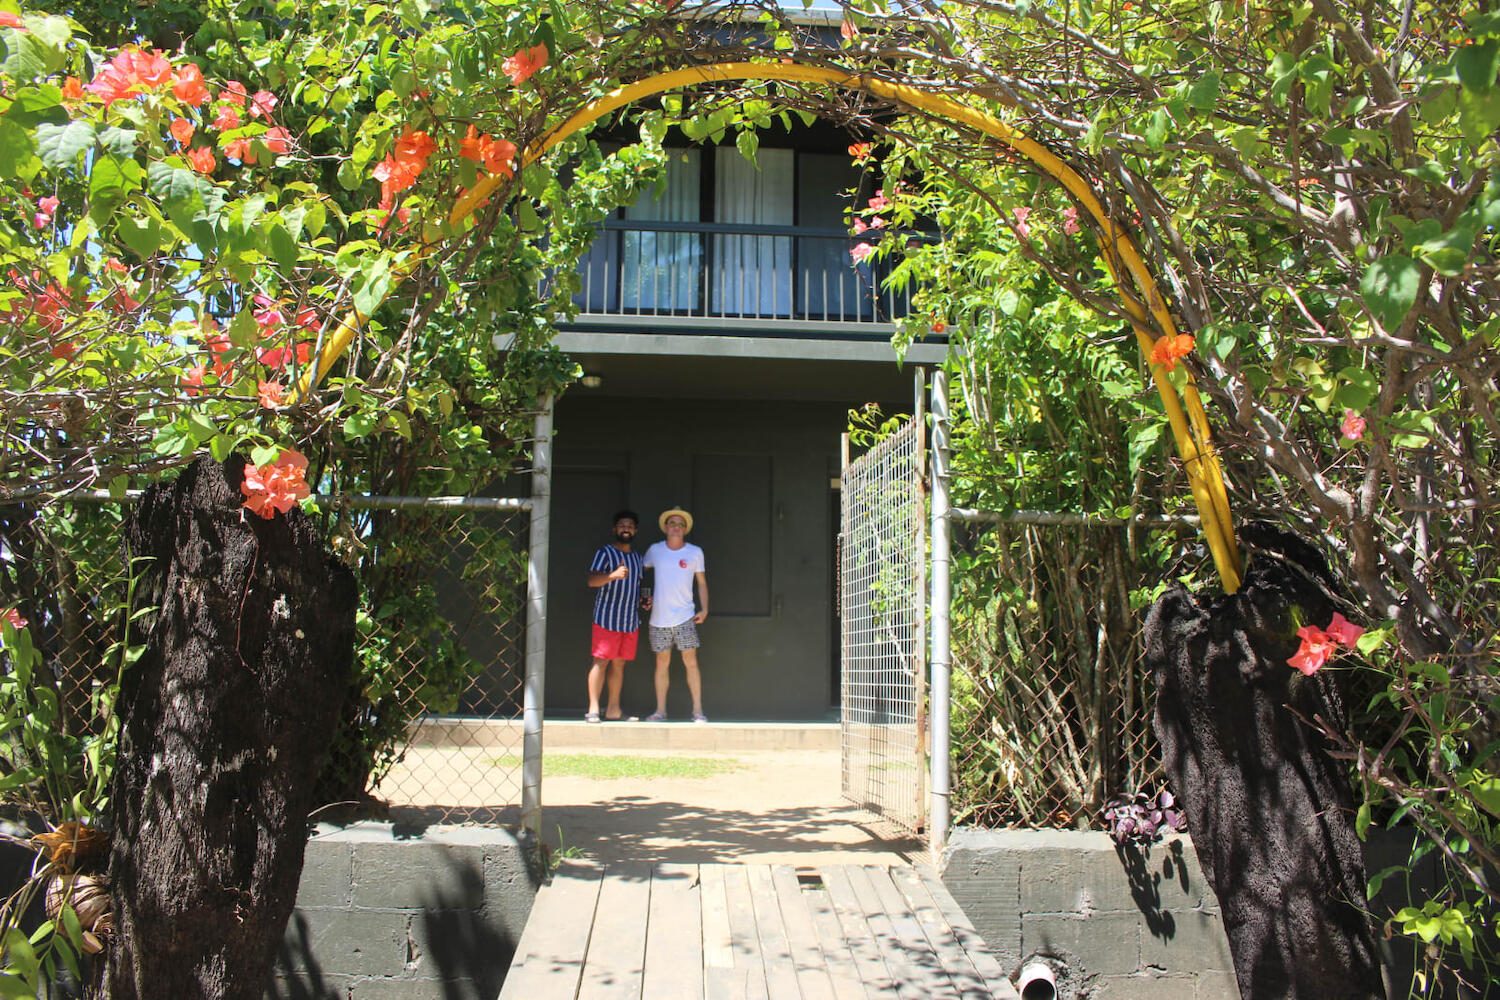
[412,717,841,752]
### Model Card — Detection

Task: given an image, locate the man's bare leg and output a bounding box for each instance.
[681,647,704,718]
[653,650,672,716]
[604,659,625,719]
[586,657,609,716]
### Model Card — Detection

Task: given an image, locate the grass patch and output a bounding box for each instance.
[490,753,743,780]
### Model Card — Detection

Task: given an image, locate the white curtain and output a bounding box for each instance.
[623,150,701,312]
[713,147,793,317]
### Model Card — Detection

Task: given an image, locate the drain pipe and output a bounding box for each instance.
[521,393,554,839]
[928,368,952,857]
[1017,960,1059,1000]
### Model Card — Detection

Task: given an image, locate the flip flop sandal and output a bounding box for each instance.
[645,712,667,722]
[585,712,602,724]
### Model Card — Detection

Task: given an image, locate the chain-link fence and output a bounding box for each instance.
[946,511,1200,829]
[0,491,532,829]
[840,419,926,834]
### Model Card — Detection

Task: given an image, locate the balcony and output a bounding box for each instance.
[561,219,917,338]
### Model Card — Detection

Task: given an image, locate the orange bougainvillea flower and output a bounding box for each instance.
[61,76,85,102]
[180,363,207,397]
[257,342,312,369]
[840,20,858,39]
[848,142,872,161]
[0,11,26,30]
[212,104,241,131]
[1287,624,1336,676]
[257,379,286,409]
[221,80,248,106]
[263,127,291,155]
[87,48,173,104]
[249,90,277,120]
[224,137,252,162]
[459,125,517,177]
[394,130,436,170]
[241,449,311,518]
[169,117,195,144]
[502,44,548,85]
[1150,333,1195,371]
[186,146,216,175]
[172,63,210,106]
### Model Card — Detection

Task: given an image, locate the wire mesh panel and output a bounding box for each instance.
[839,419,926,833]
[947,514,1198,828]
[0,492,531,829]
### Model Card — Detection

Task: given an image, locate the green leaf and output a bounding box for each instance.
[34,119,95,168]
[88,155,135,226]
[249,444,281,466]
[116,213,163,260]
[2,928,38,987]
[1456,39,1500,94]
[352,254,393,315]
[269,223,298,273]
[1146,108,1168,150]
[344,409,380,438]
[1188,71,1221,112]
[0,116,36,181]
[1359,254,1421,330]
[97,125,140,155]
[147,161,208,230]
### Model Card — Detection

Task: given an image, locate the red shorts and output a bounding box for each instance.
[591,624,639,660]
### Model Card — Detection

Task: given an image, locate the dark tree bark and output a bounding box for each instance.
[1145,527,1387,1000]
[104,454,356,1000]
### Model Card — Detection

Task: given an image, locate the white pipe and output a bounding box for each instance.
[928,368,952,857]
[1018,960,1058,1000]
[521,393,554,839]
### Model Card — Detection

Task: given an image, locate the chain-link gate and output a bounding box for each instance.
[839,418,926,834]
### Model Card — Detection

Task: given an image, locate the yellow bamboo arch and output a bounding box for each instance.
[302,62,1243,592]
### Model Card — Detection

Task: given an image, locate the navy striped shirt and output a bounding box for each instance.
[590,545,643,632]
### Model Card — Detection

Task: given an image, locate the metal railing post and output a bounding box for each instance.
[521,394,554,839]
[928,369,952,857]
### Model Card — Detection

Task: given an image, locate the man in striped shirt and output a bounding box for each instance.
[585,509,647,723]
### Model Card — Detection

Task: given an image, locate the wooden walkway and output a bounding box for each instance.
[499,862,1019,999]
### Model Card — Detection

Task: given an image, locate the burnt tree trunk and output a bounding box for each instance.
[104,454,355,1000]
[1144,529,1386,1000]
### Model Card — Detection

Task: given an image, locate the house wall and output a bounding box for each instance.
[547,394,857,720]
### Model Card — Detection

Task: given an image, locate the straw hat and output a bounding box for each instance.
[658,507,693,534]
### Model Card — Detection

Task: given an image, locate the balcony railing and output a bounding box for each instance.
[561,219,917,331]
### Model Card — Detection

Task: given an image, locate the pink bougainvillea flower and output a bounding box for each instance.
[212,104,241,131]
[1341,409,1366,441]
[2,607,27,630]
[249,89,277,119]
[87,48,174,104]
[50,340,78,360]
[241,449,311,519]
[258,342,312,369]
[252,294,284,334]
[839,20,857,39]
[1012,206,1032,238]
[1325,612,1365,647]
[502,44,548,85]
[186,146,216,175]
[172,63,210,106]
[257,379,287,409]
[169,117,195,145]
[0,11,26,30]
[1062,206,1081,235]
[459,125,516,177]
[1150,333,1196,371]
[1287,625,1336,676]
[221,80,248,106]
[868,216,887,229]
[851,218,868,235]
[180,363,208,397]
[867,190,890,211]
[38,195,59,216]
[295,308,321,334]
[263,127,291,155]
[849,242,876,265]
[105,257,128,274]
[848,142,872,160]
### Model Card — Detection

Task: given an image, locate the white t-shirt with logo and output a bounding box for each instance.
[643,541,705,628]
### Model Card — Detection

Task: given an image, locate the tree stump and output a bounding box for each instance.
[1145,529,1386,1000]
[104,454,356,1000]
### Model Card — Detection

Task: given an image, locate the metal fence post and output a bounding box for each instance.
[521,394,554,839]
[929,369,952,857]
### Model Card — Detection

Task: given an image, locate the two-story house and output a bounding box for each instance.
[540,108,946,721]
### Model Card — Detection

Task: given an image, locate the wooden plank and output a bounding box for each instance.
[578,863,652,1000]
[746,865,804,998]
[642,863,705,1000]
[820,865,898,997]
[839,866,928,1000]
[865,865,964,999]
[889,866,1006,1000]
[721,865,770,998]
[790,869,867,1000]
[701,863,736,971]
[500,861,605,999]
[769,866,838,1000]
[910,865,1017,998]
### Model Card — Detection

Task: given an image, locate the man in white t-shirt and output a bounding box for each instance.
[641,507,709,723]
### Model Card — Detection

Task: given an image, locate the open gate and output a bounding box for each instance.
[839,417,927,834]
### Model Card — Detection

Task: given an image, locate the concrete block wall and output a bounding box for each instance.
[941,829,1241,1000]
[267,822,544,1000]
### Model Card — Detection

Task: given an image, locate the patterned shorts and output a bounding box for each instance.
[649,621,700,652]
